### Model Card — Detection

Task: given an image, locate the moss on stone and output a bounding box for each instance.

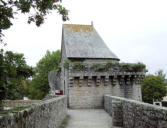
[0,105,31,115]
[59,115,70,128]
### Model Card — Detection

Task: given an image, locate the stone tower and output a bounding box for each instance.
[60,24,145,109]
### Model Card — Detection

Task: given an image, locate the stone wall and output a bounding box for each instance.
[3,100,40,108]
[104,95,167,128]
[67,64,144,108]
[69,86,112,109]
[61,58,145,109]
[0,96,67,128]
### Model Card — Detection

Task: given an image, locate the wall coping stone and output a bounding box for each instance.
[104,95,167,128]
[0,95,67,128]
[105,95,167,111]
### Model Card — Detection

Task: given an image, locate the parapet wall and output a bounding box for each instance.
[104,95,167,128]
[67,67,144,108]
[0,96,67,128]
[65,62,145,108]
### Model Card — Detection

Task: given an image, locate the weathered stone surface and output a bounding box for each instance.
[69,86,112,109]
[48,70,61,95]
[0,96,67,128]
[104,95,167,128]
[112,101,123,127]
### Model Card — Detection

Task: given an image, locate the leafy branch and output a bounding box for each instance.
[0,0,69,43]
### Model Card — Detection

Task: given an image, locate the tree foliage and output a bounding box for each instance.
[155,69,166,80]
[0,0,68,43]
[141,74,167,104]
[28,50,61,100]
[0,49,33,101]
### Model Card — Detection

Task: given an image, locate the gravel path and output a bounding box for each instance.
[66,109,113,128]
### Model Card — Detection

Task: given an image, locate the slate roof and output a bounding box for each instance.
[62,24,119,60]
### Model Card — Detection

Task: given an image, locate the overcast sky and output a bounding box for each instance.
[2,0,167,75]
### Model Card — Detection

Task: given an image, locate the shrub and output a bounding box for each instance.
[106,61,119,68]
[63,60,71,69]
[132,62,146,72]
[93,64,107,71]
[72,61,85,69]
[120,62,146,72]
[92,62,145,72]
[120,63,133,72]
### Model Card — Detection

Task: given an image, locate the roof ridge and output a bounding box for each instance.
[63,23,92,26]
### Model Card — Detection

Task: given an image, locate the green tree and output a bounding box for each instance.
[155,69,166,80]
[0,0,68,43]
[141,75,167,104]
[29,50,61,99]
[0,49,33,101]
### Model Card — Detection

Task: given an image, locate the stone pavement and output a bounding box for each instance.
[66,109,115,128]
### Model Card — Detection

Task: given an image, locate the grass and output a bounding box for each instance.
[0,105,31,115]
[59,115,70,128]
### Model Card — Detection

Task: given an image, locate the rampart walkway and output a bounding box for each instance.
[67,109,117,128]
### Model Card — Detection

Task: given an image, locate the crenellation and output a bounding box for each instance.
[65,67,145,108]
[104,76,109,86]
[112,75,117,85]
[125,75,131,85]
[88,76,92,87]
[69,77,74,87]
[96,76,101,86]
[79,76,84,87]
[139,75,144,84]
[69,65,73,72]
[119,75,125,86]
[133,75,138,84]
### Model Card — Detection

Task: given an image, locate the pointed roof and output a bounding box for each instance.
[62,24,119,60]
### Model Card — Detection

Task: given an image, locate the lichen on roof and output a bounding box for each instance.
[62,24,119,60]
[64,24,93,33]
